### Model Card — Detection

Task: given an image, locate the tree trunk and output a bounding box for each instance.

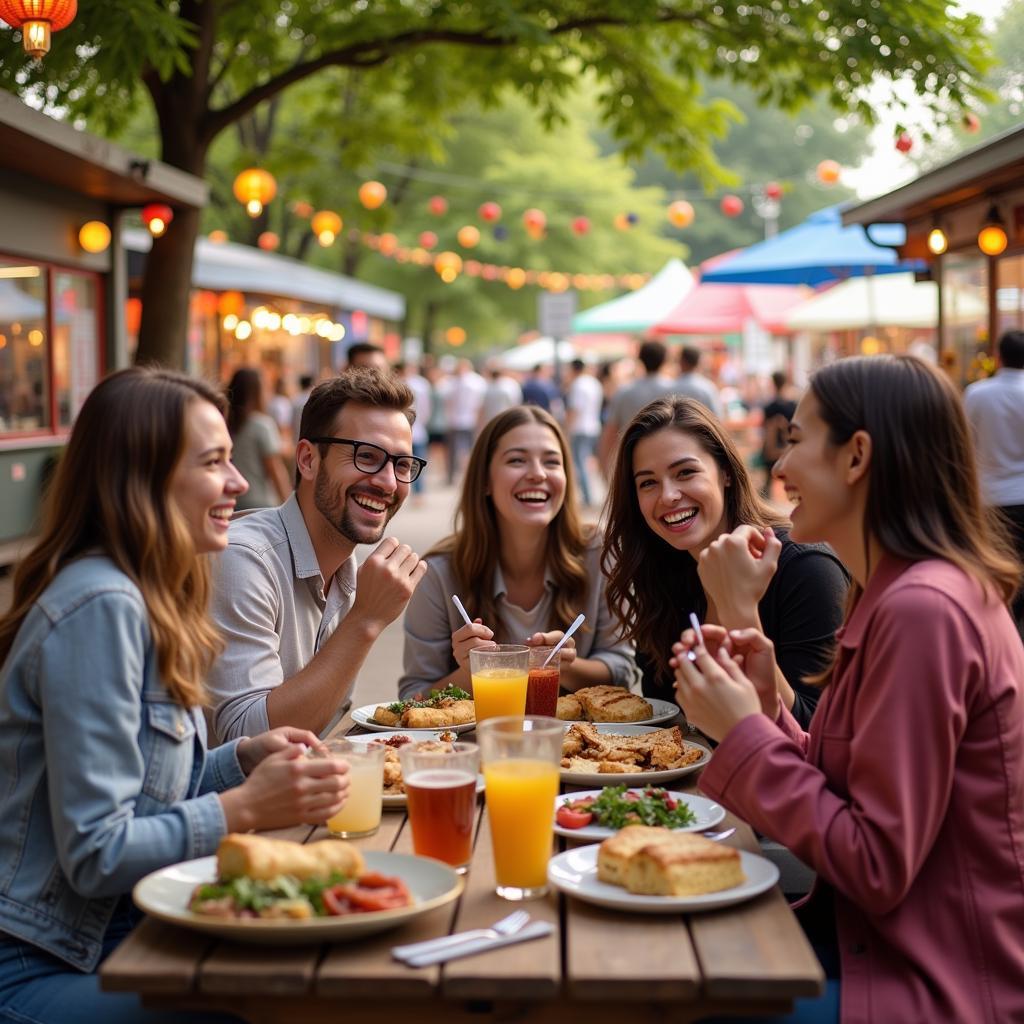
[135,206,203,368]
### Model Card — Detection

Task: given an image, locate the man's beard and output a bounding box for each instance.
[314,466,397,545]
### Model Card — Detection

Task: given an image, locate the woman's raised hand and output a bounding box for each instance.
[235,726,321,776]
[526,630,577,668]
[452,618,494,670]
[220,745,350,832]
[697,525,781,626]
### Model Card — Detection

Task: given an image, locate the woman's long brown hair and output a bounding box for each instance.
[0,367,226,707]
[810,355,1020,621]
[429,405,590,637]
[602,396,786,684]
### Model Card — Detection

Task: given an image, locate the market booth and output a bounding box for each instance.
[843,123,1024,383]
[0,92,206,546]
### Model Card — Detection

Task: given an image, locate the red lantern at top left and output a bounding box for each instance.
[141,203,173,238]
[233,168,277,217]
[0,0,77,58]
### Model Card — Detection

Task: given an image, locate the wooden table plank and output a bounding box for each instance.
[100,917,211,994]
[442,805,561,1001]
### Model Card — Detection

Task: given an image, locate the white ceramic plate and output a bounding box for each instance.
[351,704,475,734]
[133,851,463,946]
[560,724,710,786]
[552,789,726,841]
[547,844,779,913]
[560,697,679,727]
[341,731,485,807]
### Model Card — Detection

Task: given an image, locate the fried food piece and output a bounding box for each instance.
[217,834,365,882]
[372,705,402,727]
[576,685,653,723]
[403,698,475,728]
[556,694,584,721]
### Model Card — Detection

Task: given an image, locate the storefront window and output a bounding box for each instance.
[942,253,989,384]
[996,253,1024,336]
[52,272,101,428]
[0,261,48,434]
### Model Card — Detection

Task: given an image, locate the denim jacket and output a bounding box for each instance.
[0,556,246,971]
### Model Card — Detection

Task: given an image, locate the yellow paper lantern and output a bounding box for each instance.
[927,228,948,256]
[445,326,467,346]
[434,251,463,282]
[359,181,387,209]
[233,168,277,217]
[978,206,1007,257]
[311,210,342,246]
[77,220,110,254]
[505,267,526,290]
[457,225,480,249]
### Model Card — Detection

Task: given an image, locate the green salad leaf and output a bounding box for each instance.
[190,872,351,916]
[386,684,471,715]
[581,785,697,830]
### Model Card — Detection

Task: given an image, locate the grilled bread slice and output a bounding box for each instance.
[597,826,676,886]
[625,834,744,897]
[576,686,653,723]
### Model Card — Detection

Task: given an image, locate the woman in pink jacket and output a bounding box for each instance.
[674,355,1024,1024]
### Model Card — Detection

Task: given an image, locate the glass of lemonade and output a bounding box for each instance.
[470,644,529,723]
[399,741,479,873]
[320,739,386,839]
[477,716,563,900]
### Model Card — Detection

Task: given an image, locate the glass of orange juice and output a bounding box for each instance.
[470,644,529,723]
[478,716,562,900]
[318,739,385,839]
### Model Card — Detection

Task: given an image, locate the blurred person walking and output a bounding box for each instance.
[759,370,798,499]
[564,359,603,508]
[479,362,523,425]
[397,361,432,500]
[964,328,1024,633]
[227,367,290,510]
[674,344,723,419]
[444,359,486,485]
[521,363,562,417]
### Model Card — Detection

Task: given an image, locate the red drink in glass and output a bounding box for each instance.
[404,769,477,869]
[525,666,560,716]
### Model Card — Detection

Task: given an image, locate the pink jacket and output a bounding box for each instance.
[700,556,1024,1024]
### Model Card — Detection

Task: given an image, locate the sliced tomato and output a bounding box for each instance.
[555,805,594,829]
[663,795,677,810]
[624,790,641,802]
[322,885,354,916]
[341,874,412,912]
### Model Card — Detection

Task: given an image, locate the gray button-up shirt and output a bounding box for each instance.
[398,535,639,700]
[206,494,357,742]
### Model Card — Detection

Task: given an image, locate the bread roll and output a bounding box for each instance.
[372,705,402,726]
[625,834,744,897]
[597,826,675,886]
[557,694,583,721]
[217,834,365,882]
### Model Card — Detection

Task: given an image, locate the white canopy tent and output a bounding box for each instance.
[571,258,694,334]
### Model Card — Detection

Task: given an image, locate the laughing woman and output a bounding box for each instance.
[0,369,350,1024]
[399,405,638,700]
[674,356,1024,1023]
[602,396,848,728]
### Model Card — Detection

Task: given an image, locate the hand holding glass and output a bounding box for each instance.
[317,739,385,838]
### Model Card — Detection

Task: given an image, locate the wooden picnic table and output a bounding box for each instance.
[101,712,824,1023]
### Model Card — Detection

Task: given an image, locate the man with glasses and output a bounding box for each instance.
[206,368,429,741]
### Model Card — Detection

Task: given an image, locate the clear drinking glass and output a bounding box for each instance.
[469,644,529,723]
[398,741,479,873]
[526,646,561,717]
[477,716,563,900]
[321,739,386,839]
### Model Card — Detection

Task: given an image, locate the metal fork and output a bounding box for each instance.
[391,910,531,961]
[702,827,736,842]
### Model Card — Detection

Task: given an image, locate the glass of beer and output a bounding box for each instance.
[526,646,560,717]
[319,739,386,839]
[470,644,529,723]
[399,741,479,872]
[478,716,562,900]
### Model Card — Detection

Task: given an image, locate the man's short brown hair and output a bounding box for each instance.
[296,368,416,486]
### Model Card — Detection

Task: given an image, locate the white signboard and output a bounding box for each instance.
[537,291,577,338]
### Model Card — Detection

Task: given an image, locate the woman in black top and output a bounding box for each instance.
[602,396,847,728]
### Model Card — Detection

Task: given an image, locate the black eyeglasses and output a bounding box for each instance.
[308,437,427,483]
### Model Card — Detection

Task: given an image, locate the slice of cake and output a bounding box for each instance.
[596,826,676,886]
[624,833,744,897]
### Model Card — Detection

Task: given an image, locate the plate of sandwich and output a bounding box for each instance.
[547,826,779,913]
[352,685,475,733]
[556,686,679,727]
[134,833,463,944]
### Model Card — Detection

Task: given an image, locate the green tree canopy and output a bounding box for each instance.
[0,0,991,367]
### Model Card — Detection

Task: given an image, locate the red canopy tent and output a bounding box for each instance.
[651,252,809,336]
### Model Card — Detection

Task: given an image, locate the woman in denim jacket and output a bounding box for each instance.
[0,368,351,1024]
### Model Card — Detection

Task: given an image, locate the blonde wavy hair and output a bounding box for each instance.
[0,367,225,707]
[429,405,590,637]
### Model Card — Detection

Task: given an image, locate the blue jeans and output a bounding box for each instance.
[0,900,241,1024]
[412,441,429,494]
[570,433,598,506]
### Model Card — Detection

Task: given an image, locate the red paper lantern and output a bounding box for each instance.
[571,216,591,236]
[478,201,502,222]
[667,201,695,228]
[523,208,546,232]
[428,195,448,216]
[962,112,981,134]
[720,195,744,218]
[378,232,399,255]
[764,181,783,201]
[141,203,173,237]
[358,181,387,209]
[816,160,841,185]
[257,231,279,251]
[895,132,913,154]
[0,0,77,57]
[418,231,438,250]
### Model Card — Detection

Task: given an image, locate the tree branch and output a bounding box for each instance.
[203,10,700,140]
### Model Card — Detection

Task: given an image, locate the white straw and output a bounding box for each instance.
[688,612,705,646]
[451,594,473,627]
[541,612,586,668]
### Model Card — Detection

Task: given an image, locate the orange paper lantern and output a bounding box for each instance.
[77,220,110,254]
[217,291,245,317]
[0,0,76,57]
[378,232,399,255]
[434,251,463,282]
[816,160,841,185]
[359,181,387,209]
[457,225,480,249]
[311,210,342,246]
[667,201,694,228]
[233,168,277,217]
[257,231,279,251]
[208,229,229,244]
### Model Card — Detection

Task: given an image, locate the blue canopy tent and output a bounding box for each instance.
[700,205,925,286]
